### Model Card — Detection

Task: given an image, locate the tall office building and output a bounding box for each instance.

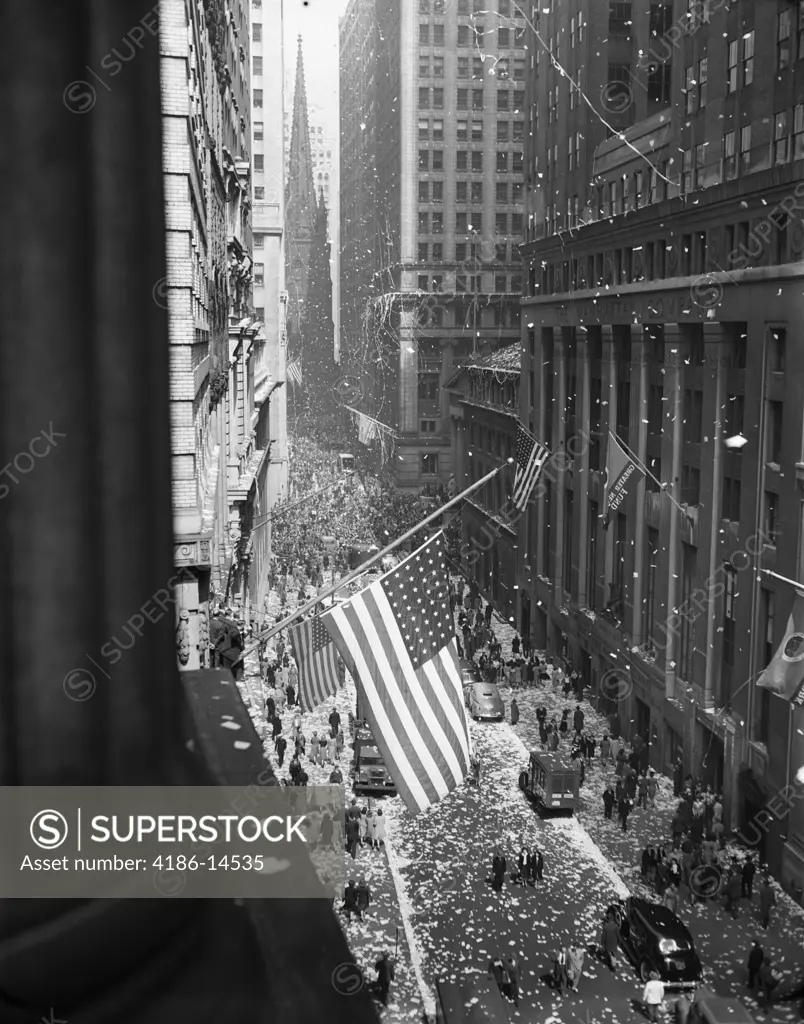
[339,0,527,488]
[518,0,804,885]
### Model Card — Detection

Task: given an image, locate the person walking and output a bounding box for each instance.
[637,773,649,810]
[356,876,371,920]
[274,734,287,769]
[532,847,544,882]
[756,958,779,1005]
[642,971,665,1022]
[373,951,395,1007]
[601,913,620,974]
[345,815,360,861]
[673,757,683,798]
[491,849,506,891]
[374,809,386,848]
[746,938,764,991]
[602,784,615,819]
[342,879,359,921]
[618,796,632,832]
[758,876,776,929]
[725,868,742,919]
[510,697,520,726]
[600,734,611,760]
[366,808,378,849]
[742,855,756,900]
[500,955,521,1007]
[647,770,658,809]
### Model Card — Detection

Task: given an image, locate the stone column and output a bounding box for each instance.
[398,308,419,433]
[535,328,552,578]
[575,337,591,607]
[440,338,456,429]
[601,325,618,600]
[631,327,651,645]
[553,332,567,602]
[662,326,688,701]
[702,323,726,709]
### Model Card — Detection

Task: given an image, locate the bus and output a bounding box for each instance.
[519,751,579,814]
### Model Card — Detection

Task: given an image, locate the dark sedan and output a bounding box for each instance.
[618,897,703,988]
[458,658,482,684]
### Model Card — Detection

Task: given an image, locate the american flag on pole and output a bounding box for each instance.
[288,615,343,712]
[320,532,471,813]
[286,358,302,386]
[512,422,549,511]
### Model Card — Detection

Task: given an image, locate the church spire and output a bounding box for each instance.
[285,35,317,345]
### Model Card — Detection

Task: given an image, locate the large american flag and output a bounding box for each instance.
[288,615,342,712]
[512,422,549,511]
[320,532,471,813]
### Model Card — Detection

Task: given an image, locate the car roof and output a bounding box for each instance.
[436,977,509,1023]
[630,897,693,940]
[695,997,756,1022]
[529,752,577,772]
[469,681,499,692]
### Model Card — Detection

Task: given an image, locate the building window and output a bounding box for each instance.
[767,400,783,465]
[497,121,509,141]
[419,87,430,108]
[419,55,430,77]
[497,89,509,111]
[779,8,792,70]
[722,563,737,667]
[434,56,444,77]
[254,154,264,171]
[419,150,429,170]
[457,88,468,109]
[682,148,693,193]
[765,491,780,545]
[457,56,469,77]
[433,23,445,46]
[496,181,508,203]
[458,24,470,46]
[433,88,444,109]
[727,38,738,94]
[698,57,707,108]
[457,150,467,170]
[471,181,482,202]
[433,181,443,203]
[457,119,468,140]
[418,119,429,140]
[770,327,786,372]
[253,233,264,248]
[471,120,483,141]
[432,243,442,261]
[473,57,483,78]
[432,212,443,233]
[254,263,264,286]
[417,274,429,291]
[419,23,429,44]
[253,56,263,76]
[419,181,430,203]
[743,30,754,86]
[740,124,751,171]
[723,130,736,179]
[514,58,525,80]
[456,181,467,202]
[432,150,443,170]
[420,420,437,433]
[433,120,443,140]
[472,89,483,110]
[418,243,429,262]
[683,389,703,443]
[421,453,439,475]
[418,212,429,233]
[254,121,264,141]
[496,151,508,172]
[456,212,467,233]
[253,22,262,41]
[685,64,695,114]
[253,89,263,107]
[774,110,789,164]
[795,103,804,160]
[254,186,264,199]
[498,27,510,46]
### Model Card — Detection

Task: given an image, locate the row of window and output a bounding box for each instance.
[418,211,523,234]
[417,272,522,292]
[420,0,516,13]
[419,148,522,173]
[417,241,514,262]
[418,180,523,203]
[536,215,791,296]
[417,87,525,111]
[419,23,526,48]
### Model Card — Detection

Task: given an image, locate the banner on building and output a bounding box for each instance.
[759,591,804,704]
[603,431,643,527]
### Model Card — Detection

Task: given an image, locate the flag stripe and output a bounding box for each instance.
[321,533,472,813]
[512,423,549,511]
[326,601,433,811]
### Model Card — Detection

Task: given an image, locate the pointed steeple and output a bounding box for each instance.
[285,36,317,344]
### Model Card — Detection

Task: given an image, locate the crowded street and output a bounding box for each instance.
[233,427,804,1023]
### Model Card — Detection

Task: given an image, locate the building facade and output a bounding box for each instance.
[162,0,279,667]
[339,0,527,490]
[251,0,289,624]
[445,344,520,623]
[518,0,804,889]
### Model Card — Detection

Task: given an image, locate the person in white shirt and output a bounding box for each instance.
[642,971,665,1022]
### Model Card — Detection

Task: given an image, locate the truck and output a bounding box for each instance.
[352,723,396,795]
[519,751,579,814]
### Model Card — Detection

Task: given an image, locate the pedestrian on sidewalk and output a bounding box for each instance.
[746,938,764,990]
[510,697,520,726]
[573,704,584,737]
[756,959,779,1005]
[600,734,611,760]
[500,955,521,1007]
[647,771,658,809]
[274,734,287,768]
[329,765,343,784]
[374,809,386,848]
[673,757,683,797]
[637,773,649,810]
[342,879,359,921]
[618,796,632,832]
[758,876,776,929]
[356,876,371,920]
[642,971,665,1022]
[373,952,395,1007]
[346,815,360,860]
[603,785,615,819]
[725,868,742,919]
[531,847,544,882]
[485,602,493,627]
[326,729,338,763]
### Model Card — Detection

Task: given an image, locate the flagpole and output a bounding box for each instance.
[235,461,513,663]
[610,429,689,518]
[760,568,804,592]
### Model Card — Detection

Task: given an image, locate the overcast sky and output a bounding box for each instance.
[283,0,348,137]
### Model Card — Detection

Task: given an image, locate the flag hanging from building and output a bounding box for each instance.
[758,591,804,704]
[319,531,472,814]
[603,431,643,527]
[286,359,302,386]
[288,614,343,712]
[512,423,549,511]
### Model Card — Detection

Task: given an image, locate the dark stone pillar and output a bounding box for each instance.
[0,6,376,1022]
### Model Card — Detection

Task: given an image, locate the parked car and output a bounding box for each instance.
[435,977,509,1023]
[352,725,396,795]
[618,896,703,987]
[689,996,756,1024]
[459,658,482,684]
[464,681,504,721]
